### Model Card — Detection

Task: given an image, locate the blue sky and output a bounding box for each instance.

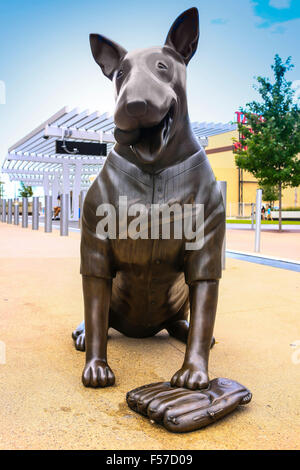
[0,0,299,195]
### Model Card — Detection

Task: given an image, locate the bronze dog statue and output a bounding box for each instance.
[73,7,225,390]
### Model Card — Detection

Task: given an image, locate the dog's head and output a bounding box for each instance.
[90,8,199,164]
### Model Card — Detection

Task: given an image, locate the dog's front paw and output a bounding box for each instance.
[171,363,209,390]
[82,360,115,388]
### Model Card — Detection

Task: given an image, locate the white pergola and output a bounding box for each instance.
[1,106,236,221]
[192,121,237,138]
[2,107,115,221]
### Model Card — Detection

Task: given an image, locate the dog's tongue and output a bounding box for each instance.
[114,115,169,163]
[133,118,167,163]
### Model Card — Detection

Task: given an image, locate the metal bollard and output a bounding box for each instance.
[60,193,69,236]
[1,199,6,223]
[14,201,19,225]
[22,197,28,228]
[32,197,39,230]
[7,199,13,224]
[79,190,87,228]
[255,189,262,252]
[251,203,255,230]
[219,181,227,270]
[44,195,52,233]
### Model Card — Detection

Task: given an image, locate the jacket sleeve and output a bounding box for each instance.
[184,175,225,284]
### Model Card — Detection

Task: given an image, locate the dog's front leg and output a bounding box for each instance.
[81,276,115,388]
[171,280,219,390]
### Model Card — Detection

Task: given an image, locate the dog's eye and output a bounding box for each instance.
[157,62,168,70]
[116,69,124,79]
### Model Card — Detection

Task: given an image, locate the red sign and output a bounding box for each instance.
[235,111,247,124]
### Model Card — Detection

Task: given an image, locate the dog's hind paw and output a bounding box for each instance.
[72,321,85,351]
[75,332,85,351]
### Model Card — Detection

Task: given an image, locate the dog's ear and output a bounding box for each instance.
[89,34,127,80]
[165,8,199,65]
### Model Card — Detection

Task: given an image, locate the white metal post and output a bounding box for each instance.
[60,194,69,236]
[22,197,28,228]
[62,163,71,220]
[43,174,50,196]
[72,162,82,222]
[32,197,39,230]
[255,189,262,252]
[79,190,87,228]
[51,175,59,210]
[14,201,19,225]
[7,199,12,224]
[44,195,52,233]
[1,199,6,222]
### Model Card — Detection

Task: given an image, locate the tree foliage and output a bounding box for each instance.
[234,55,300,230]
[18,182,33,198]
[260,183,279,206]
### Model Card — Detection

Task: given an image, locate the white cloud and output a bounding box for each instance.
[269,0,291,9]
[292,80,300,102]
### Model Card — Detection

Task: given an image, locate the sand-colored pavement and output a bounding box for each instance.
[0,224,299,450]
[227,228,300,261]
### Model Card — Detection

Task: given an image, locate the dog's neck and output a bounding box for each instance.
[114,114,201,174]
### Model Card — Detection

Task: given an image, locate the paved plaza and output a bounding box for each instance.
[0,224,299,450]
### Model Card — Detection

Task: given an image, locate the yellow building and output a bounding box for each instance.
[205,129,300,217]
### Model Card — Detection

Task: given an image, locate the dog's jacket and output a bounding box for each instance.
[80,147,225,334]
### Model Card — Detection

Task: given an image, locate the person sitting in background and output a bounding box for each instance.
[53,195,61,220]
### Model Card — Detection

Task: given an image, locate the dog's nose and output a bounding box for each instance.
[126,100,147,117]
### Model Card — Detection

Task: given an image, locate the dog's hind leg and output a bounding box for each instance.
[166,299,189,343]
[166,301,215,348]
[72,320,113,352]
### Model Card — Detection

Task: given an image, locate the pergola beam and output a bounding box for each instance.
[4,153,105,165]
[44,124,115,143]
[8,107,70,153]
[3,168,100,177]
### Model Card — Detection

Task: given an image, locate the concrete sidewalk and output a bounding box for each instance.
[0,224,299,450]
[227,228,300,261]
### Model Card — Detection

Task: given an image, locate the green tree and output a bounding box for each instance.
[18,182,33,198]
[234,55,300,231]
[260,183,279,208]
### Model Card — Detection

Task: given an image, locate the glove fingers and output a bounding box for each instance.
[148,391,210,423]
[126,382,167,411]
[136,388,177,416]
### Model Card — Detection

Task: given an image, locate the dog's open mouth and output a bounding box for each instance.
[114,105,175,163]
